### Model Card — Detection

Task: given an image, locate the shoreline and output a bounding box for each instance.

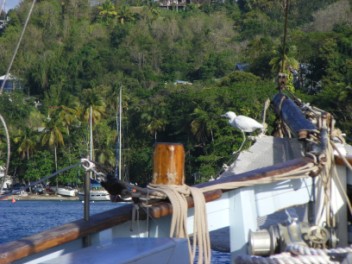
[1,194,79,201]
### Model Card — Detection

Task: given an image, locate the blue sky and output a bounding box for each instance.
[3,0,22,12]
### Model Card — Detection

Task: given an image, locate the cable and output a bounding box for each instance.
[0,0,37,94]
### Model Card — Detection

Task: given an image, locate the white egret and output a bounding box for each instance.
[221,111,264,154]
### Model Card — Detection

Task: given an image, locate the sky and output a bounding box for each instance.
[3,0,22,12]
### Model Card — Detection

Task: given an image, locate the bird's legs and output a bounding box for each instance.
[233,131,247,155]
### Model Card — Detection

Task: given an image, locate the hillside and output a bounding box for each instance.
[303,0,352,32]
[0,0,351,186]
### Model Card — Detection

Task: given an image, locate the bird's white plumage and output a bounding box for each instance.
[222,111,263,132]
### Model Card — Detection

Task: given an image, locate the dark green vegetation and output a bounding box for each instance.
[0,0,351,186]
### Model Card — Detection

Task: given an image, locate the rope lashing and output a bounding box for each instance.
[147,184,211,264]
[200,162,318,194]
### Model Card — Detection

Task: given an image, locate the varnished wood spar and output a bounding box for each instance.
[0,190,221,264]
[0,204,133,264]
[149,189,223,218]
[335,155,352,166]
[152,143,185,185]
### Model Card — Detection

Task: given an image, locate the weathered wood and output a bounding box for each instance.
[335,155,352,166]
[0,190,221,263]
[152,143,185,185]
[149,189,223,218]
[272,93,318,139]
[0,204,133,264]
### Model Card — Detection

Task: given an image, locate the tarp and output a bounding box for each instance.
[0,74,17,80]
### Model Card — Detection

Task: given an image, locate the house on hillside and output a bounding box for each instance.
[0,74,23,92]
[159,0,189,9]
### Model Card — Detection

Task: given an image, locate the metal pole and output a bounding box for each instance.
[85,106,93,220]
[119,88,122,181]
[82,166,91,247]
[281,0,289,73]
[83,107,93,247]
[84,164,90,221]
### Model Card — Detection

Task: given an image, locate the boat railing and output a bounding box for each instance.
[3,155,352,263]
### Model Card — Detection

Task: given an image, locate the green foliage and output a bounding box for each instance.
[220,71,260,86]
[25,150,54,183]
[0,0,351,187]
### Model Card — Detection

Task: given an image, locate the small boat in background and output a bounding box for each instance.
[57,186,78,197]
[78,179,110,201]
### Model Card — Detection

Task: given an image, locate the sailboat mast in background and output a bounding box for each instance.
[115,88,122,181]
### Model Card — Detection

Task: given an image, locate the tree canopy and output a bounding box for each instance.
[0,0,351,187]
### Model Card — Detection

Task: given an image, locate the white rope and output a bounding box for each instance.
[0,0,37,94]
[190,186,211,264]
[200,162,318,194]
[147,184,211,264]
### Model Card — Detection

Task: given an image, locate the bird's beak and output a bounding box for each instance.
[221,114,226,118]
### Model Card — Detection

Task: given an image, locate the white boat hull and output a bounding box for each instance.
[78,191,110,201]
[57,188,77,197]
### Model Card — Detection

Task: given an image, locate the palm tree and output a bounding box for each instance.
[117,5,134,25]
[13,128,39,160]
[269,43,299,75]
[190,107,215,146]
[140,102,168,141]
[80,88,106,161]
[41,114,66,175]
[98,0,117,25]
[57,105,81,135]
[81,88,106,125]
[95,123,117,167]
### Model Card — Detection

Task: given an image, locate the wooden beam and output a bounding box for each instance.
[0,204,133,264]
[335,155,352,166]
[148,189,222,218]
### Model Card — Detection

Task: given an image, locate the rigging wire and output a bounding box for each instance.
[0,0,37,94]
[0,0,36,191]
[280,0,290,73]
[0,0,6,16]
[0,114,10,194]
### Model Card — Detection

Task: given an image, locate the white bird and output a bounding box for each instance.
[221,111,264,154]
[222,111,263,132]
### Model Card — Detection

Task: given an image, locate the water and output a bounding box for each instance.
[0,200,230,263]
